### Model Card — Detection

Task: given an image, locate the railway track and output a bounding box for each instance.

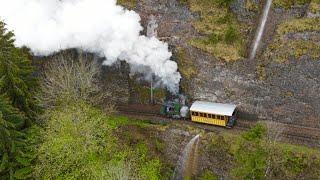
[116,106,320,148]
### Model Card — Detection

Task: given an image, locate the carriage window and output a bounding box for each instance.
[221,116,225,120]
[204,113,207,118]
[200,113,203,117]
[195,112,199,116]
[217,115,221,119]
[212,115,215,119]
[208,114,212,118]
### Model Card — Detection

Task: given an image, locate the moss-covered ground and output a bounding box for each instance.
[309,0,320,13]
[273,0,312,9]
[125,117,320,179]
[265,17,320,62]
[185,0,246,62]
[33,101,172,179]
[117,0,136,9]
[200,124,320,179]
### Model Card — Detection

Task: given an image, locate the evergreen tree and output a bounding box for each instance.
[0,21,39,126]
[0,21,40,179]
[0,95,25,179]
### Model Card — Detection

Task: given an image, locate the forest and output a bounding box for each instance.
[1,20,320,179]
[1,0,320,179]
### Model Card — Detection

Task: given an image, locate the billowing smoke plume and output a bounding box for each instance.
[0,0,181,93]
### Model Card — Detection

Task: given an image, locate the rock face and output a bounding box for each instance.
[128,0,319,127]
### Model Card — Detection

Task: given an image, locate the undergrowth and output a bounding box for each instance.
[273,0,312,9]
[264,17,320,62]
[182,0,245,62]
[203,124,320,179]
[117,0,136,9]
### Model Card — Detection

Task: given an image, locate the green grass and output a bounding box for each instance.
[186,0,245,62]
[34,101,168,179]
[264,17,320,62]
[203,124,320,179]
[245,0,260,12]
[177,0,189,5]
[309,0,320,13]
[117,0,136,9]
[108,115,153,129]
[273,0,312,9]
[199,170,219,180]
[277,18,320,34]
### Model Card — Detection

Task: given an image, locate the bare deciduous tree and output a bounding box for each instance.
[265,121,285,144]
[39,53,113,112]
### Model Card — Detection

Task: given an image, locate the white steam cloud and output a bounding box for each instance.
[0,0,181,93]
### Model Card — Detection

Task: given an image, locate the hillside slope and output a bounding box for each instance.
[118,0,320,127]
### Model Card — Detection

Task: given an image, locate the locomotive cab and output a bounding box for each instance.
[160,101,182,118]
[160,101,189,119]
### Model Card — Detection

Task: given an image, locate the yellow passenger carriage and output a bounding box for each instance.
[190,101,237,128]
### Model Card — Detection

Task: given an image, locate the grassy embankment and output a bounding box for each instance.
[265,0,320,62]
[117,0,136,9]
[32,101,171,179]
[178,0,250,62]
[273,0,313,9]
[199,123,320,179]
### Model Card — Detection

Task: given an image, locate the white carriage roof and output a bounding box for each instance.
[190,101,237,116]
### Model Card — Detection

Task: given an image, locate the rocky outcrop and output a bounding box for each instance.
[131,0,320,127]
[88,0,320,127]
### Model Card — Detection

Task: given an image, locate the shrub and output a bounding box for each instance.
[232,124,267,179]
[178,0,189,5]
[273,0,311,9]
[224,26,238,44]
[34,101,121,179]
[216,0,235,7]
[117,0,136,9]
[200,170,218,180]
[264,18,320,62]
[188,0,244,61]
